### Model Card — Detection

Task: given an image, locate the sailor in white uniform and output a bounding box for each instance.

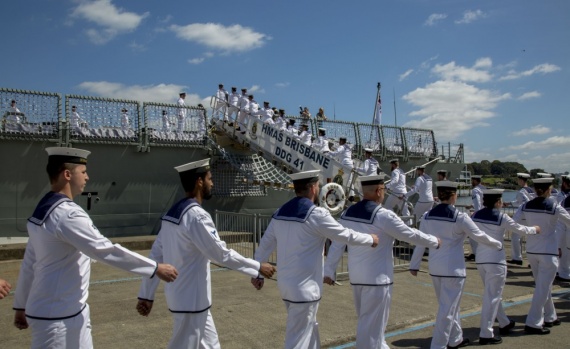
[472,189,539,344]
[275,109,287,131]
[4,99,23,131]
[120,108,130,131]
[177,92,187,133]
[213,83,228,121]
[236,88,249,132]
[466,175,486,260]
[433,170,448,203]
[404,165,434,227]
[286,118,298,135]
[161,110,170,132]
[70,105,86,132]
[409,181,503,349]
[506,173,536,266]
[513,177,570,334]
[356,148,380,176]
[254,170,379,349]
[313,128,330,154]
[13,147,178,349]
[248,94,259,118]
[227,87,240,125]
[137,159,276,349]
[384,159,410,220]
[536,172,560,200]
[555,175,570,281]
[324,174,440,349]
[329,137,355,198]
[298,124,312,146]
[260,101,275,124]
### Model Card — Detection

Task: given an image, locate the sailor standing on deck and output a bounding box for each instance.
[506,173,536,266]
[236,88,249,132]
[137,159,276,349]
[213,83,228,121]
[177,92,187,133]
[513,177,570,335]
[275,109,287,130]
[384,159,410,220]
[13,147,178,349]
[472,189,539,344]
[404,165,434,227]
[329,137,355,198]
[254,170,379,349]
[324,174,440,349]
[466,175,486,261]
[356,148,380,176]
[313,128,330,154]
[227,87,240,125]
[286,118,298,135]
[408,181,503,349]
[299,124,312,146]
[260,101,275,124]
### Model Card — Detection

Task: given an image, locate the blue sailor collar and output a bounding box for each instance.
[341,199,380,224]
[472,208,503,226]
[273,197,316,223]
[162,198,200,225]
[28,192,72,226]
[523,197,556,215]
[422,174,432,181]
[521,187,535,194]
[424,204,458,222]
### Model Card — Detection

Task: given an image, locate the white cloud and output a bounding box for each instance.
[432,60,493,83]
[275,82,290,88]
[424,13,447,26]
[402,79,510,140]
[499,63,561,81]
[511,125,551,136]
[70,0,149,44]
[169,23,269,53]
[455,9,486,24]
[77,81,203,104]
[188,57,205,64]
[399,69,414,81]
[248,85,265,94]
[517,91,541,100]
[506,136,570,150]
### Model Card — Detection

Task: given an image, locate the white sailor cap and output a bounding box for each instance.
[318,128,326,132]
[435,181,459,190]
[46,147,90,165]
[175,158,210,174]
[360,173,387,186]
[179,91,186,95]
[416,165,426,170]
[561,174,570,181]
[517,173,530,179]
[364,148,373,153]
[482,189,504,197]
[289,170,320,184]
[537,172,552,178]
[436,169,448,174]
[471,175,482,180]
[389,158,399,164]
[533,177,554,184]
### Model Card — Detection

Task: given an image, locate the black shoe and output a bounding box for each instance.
[228,122,233,126]
[465,254,475,261]
[499,320,516,335]
[479,336,502,345]
[544,319,561,327]
[524,325,550,335]
[555,275,570,282]
[447,338,470,348]
[507,259,523,265]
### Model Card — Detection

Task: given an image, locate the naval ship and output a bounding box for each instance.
[0,87,465,238]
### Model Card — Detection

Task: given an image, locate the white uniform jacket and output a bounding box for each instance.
[177,98,186,118]
[138,198,260,313]
[510,186,536,207]
[324,200,438,285]
[313,136,330,153]
[254,197,373,303]
[387,168,407,195]
[260,108,274,123]
[405,174,433,203]
[238,95,249,113]
[228,92,240,107]
[14,192,157,319]
[409,204,502,277]
[472,184,485,211]
[215,88,227,105]
[328,144,353,168]
[513,197,570,256]
[558,196,570,250]
[299,130,312,146]
[472,208,537,265]
[357,157,380,176]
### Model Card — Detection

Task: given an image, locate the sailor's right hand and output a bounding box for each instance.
[323,276,335,285]
[371,234,379,248]
[136,299,153,316]
[14,310,28,330]
[409,270,418,277]
[155,263,178,283]
[534,225,541,234]
[259,262,276,278]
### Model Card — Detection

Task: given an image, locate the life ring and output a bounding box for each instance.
[320,183,346,215]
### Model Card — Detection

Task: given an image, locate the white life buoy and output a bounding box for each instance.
[320,183,346,215]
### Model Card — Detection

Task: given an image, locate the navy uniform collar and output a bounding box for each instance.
[273,197,316,223]
[424,204,458,222]
[162,198,200,225]
[341,199,381,224]
[472,207,503,226]
[28,192,72,226]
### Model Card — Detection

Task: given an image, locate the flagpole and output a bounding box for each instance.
[369,82,381,146]
[393,87,397,126]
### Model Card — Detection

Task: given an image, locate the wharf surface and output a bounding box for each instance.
[1,238,569,348]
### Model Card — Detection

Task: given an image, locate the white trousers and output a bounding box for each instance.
[430,277,465,349]
[413,201,434,225]
[168,310,221,349]
[557,244,570,279]
[177,117,185,132]
[477,264,510,338]
[510,233,523,261]
[214,101,227,120]
[384,194,410,222]
[526,254,558,328]
[28,304,92,349]
[352,285,392,349]
[227,106,239,122]
[469,238,478,256]
[237,111,249,130]
[283,301,320,349]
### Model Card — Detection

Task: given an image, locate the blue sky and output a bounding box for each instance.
[2,0,569,172]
